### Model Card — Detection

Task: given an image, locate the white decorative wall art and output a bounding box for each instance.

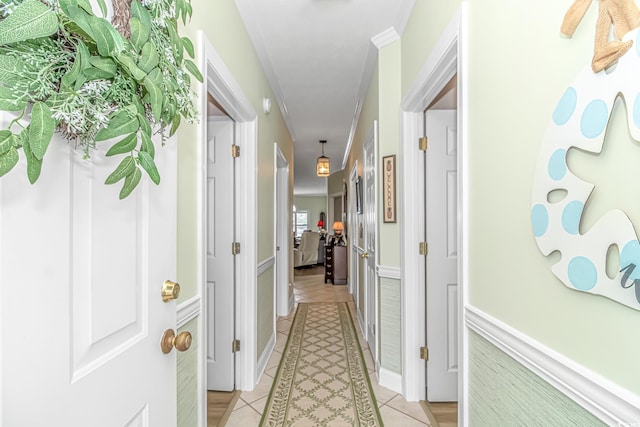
[531,29,640,311]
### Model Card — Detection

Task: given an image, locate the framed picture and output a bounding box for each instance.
[382,155,396,223]
[355,176,363,214]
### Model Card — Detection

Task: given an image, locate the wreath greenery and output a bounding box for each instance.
[0,0,201,198]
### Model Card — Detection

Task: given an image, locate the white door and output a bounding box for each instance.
[425,109,458,402]
[1,117,178,425]
[275,146,290,317]
[206,117,236,391]
[363,129,377,357]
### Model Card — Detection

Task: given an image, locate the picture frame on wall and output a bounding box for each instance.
[382,155,396,223]
[355,176,363,214]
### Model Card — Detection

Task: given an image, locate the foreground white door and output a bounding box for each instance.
[1,120,178,425]
[363,129,377,358]
[425,109,458,402]
[206,117,236,391]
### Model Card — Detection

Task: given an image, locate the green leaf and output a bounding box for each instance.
[169,114,181,137]
[138,151,160,185]
[0,130,13,154]
[0,146,18,178]
[182,37,195,58]
[130,17,149,52]
[138,114,151,137]
[82,66,114,80]
[183,59,203,83]
[22,133,42,184]
[96,0,107,17]
[105,155,135,184]
[0,86,26,111]
[106,132,137,156]
[119,166,141,199]
[0,56,24,86]
[89,56,117,75]
[29,102,55,160]
[166,22,183,62]
[143,75,162,122]
[90,18,116,57]
[0,0,58,45]
[140,127,154,158]
[95,109,139,141]
[64,6,95,39]
[61,53,82,88]
[138,42,159,73]
[117,53,147,81]
[131,0,152,29]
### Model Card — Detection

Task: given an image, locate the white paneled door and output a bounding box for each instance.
[425,109,458,402]
[364,126,377,358]
[206,117,236,391]
[1,117,178,425]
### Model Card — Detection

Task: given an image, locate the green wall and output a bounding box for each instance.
[257,266,275,359]
[293,195,328,232]
[466,0,640,395]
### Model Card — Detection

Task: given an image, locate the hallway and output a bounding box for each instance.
[218,268,435,426]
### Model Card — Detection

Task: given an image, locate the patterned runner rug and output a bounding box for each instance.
[260,302,383,426]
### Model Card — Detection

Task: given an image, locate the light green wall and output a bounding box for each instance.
[377,39,401,268]
[469,331,605,426]
[176,0,294,301]
[177,319,198,427]
[401,0,462,96]
[257,266,275,359]
[328,169,345,196]
[293,195,327,231]
[466,0,640,395]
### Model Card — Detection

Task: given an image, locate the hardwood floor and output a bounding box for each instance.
[207,391,240,427]
[421,401,458,427]
[293,264,324,276]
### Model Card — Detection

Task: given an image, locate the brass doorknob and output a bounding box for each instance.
[161,329,192,354]
[361,252,369,259]
[161,280,181,302]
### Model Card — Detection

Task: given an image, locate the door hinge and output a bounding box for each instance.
[419,241,428,256]
[231,145,240,158]
[232,339,241,353]
[232,242,241,255]
[419,137,428,151]
[420,346,429,361]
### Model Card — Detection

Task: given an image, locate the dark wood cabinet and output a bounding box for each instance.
[325,244,347,285]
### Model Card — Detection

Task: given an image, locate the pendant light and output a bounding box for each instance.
[316,140,330,177]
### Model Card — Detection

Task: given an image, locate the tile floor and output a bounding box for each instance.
[224,274,432,426]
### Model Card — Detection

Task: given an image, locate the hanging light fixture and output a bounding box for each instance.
[316,140,330,177]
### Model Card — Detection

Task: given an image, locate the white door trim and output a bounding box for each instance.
[198,31,258,426]
[348,161,359,297]
[399,5,465,416]
[274,144,290,316]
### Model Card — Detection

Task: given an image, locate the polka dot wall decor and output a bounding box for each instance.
[531,28,640,311]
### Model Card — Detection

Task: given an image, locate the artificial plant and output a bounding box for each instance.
[0,0,202,198]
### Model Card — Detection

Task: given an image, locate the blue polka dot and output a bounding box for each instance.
[531,204,549,237]
[553,87,577,126]
[548,149,567,180]
[633,94,640,129]
[568,256,597,291]
[620,240,640,280]
[562,200,583,234]
[580,100,609,138]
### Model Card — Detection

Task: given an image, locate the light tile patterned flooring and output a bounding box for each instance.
[224,273,432,426]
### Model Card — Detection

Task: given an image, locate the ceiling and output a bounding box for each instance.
[234,0,415,195]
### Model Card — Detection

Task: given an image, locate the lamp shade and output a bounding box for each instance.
[332,221,344,233]
[317,220,324,228]
[316,155,330,177]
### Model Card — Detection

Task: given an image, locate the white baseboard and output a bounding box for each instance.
[177,295,200,329]
[465,305,640,425]
[256,332,276,383]
[378,367,402,394]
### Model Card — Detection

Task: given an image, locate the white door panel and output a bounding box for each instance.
[426,109,458,402]
[1,117,177,425]
[206,117,235,391]
[364,129,377,358]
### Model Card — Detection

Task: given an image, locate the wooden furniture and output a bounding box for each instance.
[325,244,347,285]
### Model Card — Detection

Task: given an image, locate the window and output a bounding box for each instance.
[294,210,308,238]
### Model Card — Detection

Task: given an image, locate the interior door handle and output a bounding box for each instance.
[361,253,369,259]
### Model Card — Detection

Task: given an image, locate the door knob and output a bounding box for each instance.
[161,329,192,354]
[161,280,181,302]
[361,253,369,259]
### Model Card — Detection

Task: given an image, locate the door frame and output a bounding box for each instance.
[274,144,291,316]
[399,4,467,419]
[348,161,359,299]
[197,31,258,425]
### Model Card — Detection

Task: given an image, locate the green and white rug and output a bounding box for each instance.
[260,302,383,426]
